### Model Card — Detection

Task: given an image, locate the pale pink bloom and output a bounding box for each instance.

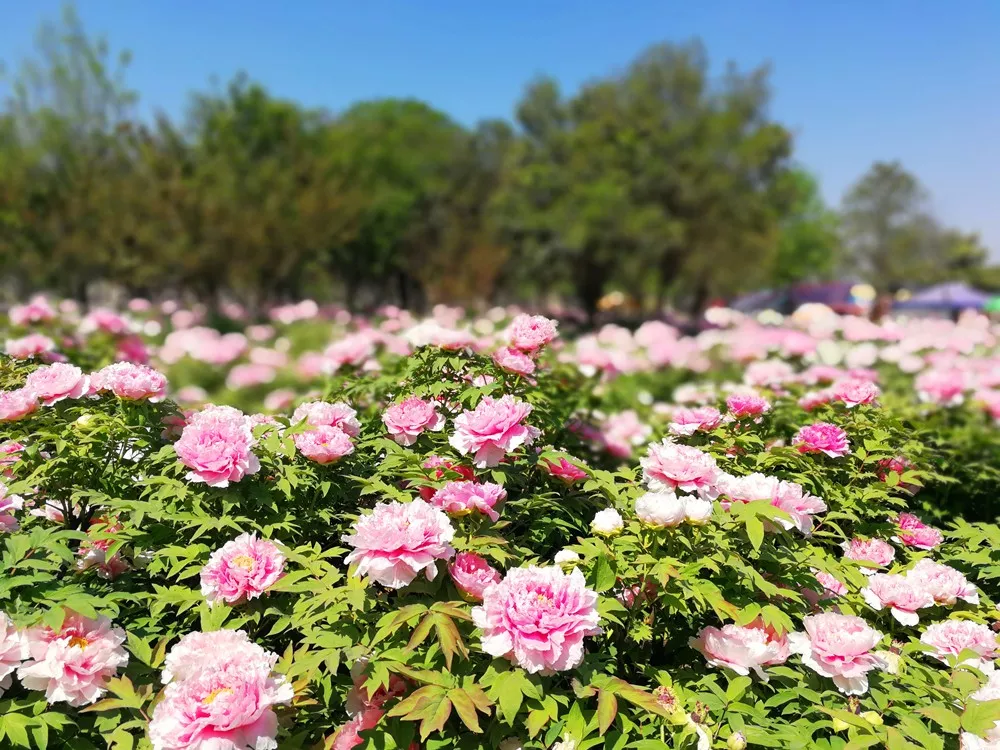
[793,422,850,458]
[725,393,771,421]
[249,347,287,368]
[25,363,89,406]
[0,441,23,471]
[296,352,327,380]
[893,513,943,550]
[175,405,260,487]
[716,472,780,507]
[148,660,293,750]
[225,363,276,390]
[0,612,21,696]
[200,532,286,605]
[906,558,979,606]
[600,410,652,458]
[975,389,1000,423]
[832,377,880,408]
[920,620,997,667]
[798,389,833,411]
[247,324,276,342]
[842,538,895,573]
[449,552,502,601]
[292,401,361,437]
[812,570,848,599]
[332,669,409,750]
[162,630,277,685]
[640,439,719,496]
[861,573,934,626]
[325,332,376,371]
[684,496,714,524]
[771,481,827,535]
[293,425,354,464]
[449,395,540,468]
[542,457,588,485]
[635,491,687,528]
[5,333,56,359]
[689,620,788,680]
[0,482,23,533]
[669,406,723,436]
[493,346,537,376]
[91,362,168,402]
[431,480,506,522]
[915,368,968,406]
[262,388,296,412]
[174,385,208,405]
[799,365,845,385]
[116,334,150,364]
[76,519,128,580]
[80,308,129,335]
[342,499,455,589]
[17,612,128,706]
[507,314,558,352]
[381,397,445,446]
[9,296,56,325]
[788,613,884,695]
[472,565,601,673]
[743,360,796,388]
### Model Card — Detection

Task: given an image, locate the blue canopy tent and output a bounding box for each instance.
[893,282,990,311]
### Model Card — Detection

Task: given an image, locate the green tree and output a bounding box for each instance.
[769,168,842,286]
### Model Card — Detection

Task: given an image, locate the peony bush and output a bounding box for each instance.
[0,299,998,748]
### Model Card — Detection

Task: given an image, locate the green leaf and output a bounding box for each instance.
[593,554,616,593]
[597,689,618,735]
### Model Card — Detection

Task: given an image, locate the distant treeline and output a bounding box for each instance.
[0,5,995,318]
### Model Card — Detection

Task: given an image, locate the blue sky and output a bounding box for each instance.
[2,1,998,256]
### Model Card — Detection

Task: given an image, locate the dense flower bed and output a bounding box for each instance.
[0,296,998,749]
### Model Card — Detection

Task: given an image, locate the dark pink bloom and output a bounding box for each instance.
[542,457,588,485]
[793,423,850,458]
[726,393,771,420]
[449,552,502,601]
[431,480,506,522]
[893,513,943,550]
[449,395,540,468]
[382,397,445,446]
[831,377,880,408]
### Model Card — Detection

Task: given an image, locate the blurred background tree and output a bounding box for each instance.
[1,4,995,314]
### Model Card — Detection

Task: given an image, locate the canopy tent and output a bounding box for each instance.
[894,282,991,311]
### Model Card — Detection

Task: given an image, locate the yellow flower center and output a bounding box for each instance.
[202,687,233,705]
[68,636,89,650]
[232,554,255,571]
[536,594,550,605]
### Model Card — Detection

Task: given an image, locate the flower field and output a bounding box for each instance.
[0,296,999,749]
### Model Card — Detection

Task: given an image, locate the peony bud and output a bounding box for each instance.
[727,732,747,750]
[635,491,686,528]
[554,549,581,565]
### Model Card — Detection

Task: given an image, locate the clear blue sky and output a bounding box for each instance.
[3,1,998,256]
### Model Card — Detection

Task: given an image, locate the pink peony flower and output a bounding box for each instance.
[332,666,410,750]
[507,314,558,352]
[9,296,56,325]
[726,393,771,421]
[492,346,537,376]
[0,481,24,533]
[80,308,129,335]
[162,630,277,685]
[147,660,293,750]
[640,439,719,496]
[689,621,789,680]
[877,456,919,494]
[116,334,150,364]
[542,457,588,485]
[430,480,506,522]
[225,363,276,390]
[766,480,826,536]
[5,333,56,359]
[0,612,21,696]
[669,406,723,436]
[342,499,455,589]
[381,397,445,446]
[417,456,476,501]
[716,472,779,508]
[293,425,354,464]
[793,422,850,458]
[893,513,943,550]
[915,368,967,406]
[91,362,168,402]
[0,389,37,422]
[17,612,128,706]
[76,519,128,580]
[861,573,934,626]
[600,410,652,458]
[906,558,979,606]
[798,389,833,412]
[449,395,541,468]
[744,360,795,388]
[25,363,89,406]
[449,552,502,601]
[920,620,997,667]
[831,377,880,408]
[472,565,601,673]
[292,401,361,437]
[788,613,884,695]
[175,405,260,487]
[263,389,296,413]
[813,570,848,599]
[842,538,896,573]
[200,533,286,605]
